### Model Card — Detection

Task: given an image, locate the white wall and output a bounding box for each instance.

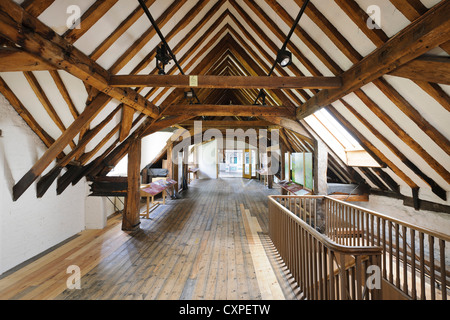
[354,195,450,237]
[0,95,88,275]
[108,132,174,176]
[197,140,218,179]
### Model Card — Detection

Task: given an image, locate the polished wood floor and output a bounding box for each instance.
[0,178,299,300]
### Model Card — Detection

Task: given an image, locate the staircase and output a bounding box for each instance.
[268,195,450,300]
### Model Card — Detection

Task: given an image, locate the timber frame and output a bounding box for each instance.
[0,0,448,215]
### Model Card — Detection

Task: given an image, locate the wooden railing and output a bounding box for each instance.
[324,196,450,300]
[269,195,450,300]
[269,196,383,300]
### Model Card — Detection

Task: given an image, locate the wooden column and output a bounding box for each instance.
[167,142,173,180]
[122,138,141,231]
[314,139,328,195]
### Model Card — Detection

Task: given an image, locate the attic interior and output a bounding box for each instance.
[0,0,449,301]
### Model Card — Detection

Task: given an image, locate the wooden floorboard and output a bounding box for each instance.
[0,178,299,300]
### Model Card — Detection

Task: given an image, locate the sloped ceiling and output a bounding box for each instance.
[0,0,448,206]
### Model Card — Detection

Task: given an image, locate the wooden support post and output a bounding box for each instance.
[314,139,328,195]
[12,93,112,201]
[122,138,141,231]
[167,142,174,181]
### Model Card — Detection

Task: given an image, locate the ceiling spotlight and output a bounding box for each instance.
[277,49,292,67]
[184,90,195,104]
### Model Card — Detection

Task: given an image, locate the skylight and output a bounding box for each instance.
[305,109,380,168]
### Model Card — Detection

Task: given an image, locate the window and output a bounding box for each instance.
[305,109,380,168]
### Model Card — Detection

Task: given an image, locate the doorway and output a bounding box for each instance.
[219,150,243,178]
[243,149,256,179]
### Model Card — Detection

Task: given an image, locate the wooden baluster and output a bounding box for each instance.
[350,207,355,246]
[339,203,344,245]
[439,240,447,300]
[329,201,334,240]
[306,198,310,225]
[419,232,426,300]
[429,235,436,300]
[410,229,417,299]
[370,214,375,246]
[346,206,351,245]
[389,221,394,284]
[355,255,362,300]
[318,241,324,300]
[300,226,305,298]
[329,251,335,300]
[326,199,330,236]
[402,226,408,295]
[311,237,318,300]
[314,199,317,230]
[365,212,370,246]
[339,254,348,300]
[376,216,381,247]
[307,233,313,299]
[361,210,365,247]
[335,271,340,300]
[323,246,329,300]
[395,223,401,289]
[382,219,387,281]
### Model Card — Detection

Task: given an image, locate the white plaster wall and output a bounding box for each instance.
[0,95,86,275]
[354,195,450,237]
[197,140,218,179]
[354,195,450,265]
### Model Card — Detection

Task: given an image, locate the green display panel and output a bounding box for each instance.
[285,153,290,181]
[292,153,304,186]
[304,153,313,191]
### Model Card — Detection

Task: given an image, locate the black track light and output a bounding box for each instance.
[156,44,172,75]
[277,49,292,67]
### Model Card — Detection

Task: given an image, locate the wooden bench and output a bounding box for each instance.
[140,178,177,219]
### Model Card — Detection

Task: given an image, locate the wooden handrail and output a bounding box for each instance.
[270,194,449,300]
[324,196,450,242]
[268,196,383,300]
[269,196,383,255]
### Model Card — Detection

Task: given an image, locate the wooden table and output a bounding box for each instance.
[277,180,312,196]
[140,179,177,219]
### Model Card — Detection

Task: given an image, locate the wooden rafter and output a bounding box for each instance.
[12,93,112,201]
[163,105,295,118]
[110,74,342,89]
[298,0,450,118]
[0,0,159,119]
[389,56,450,85]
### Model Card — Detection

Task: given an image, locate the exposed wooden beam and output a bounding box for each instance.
[12,93,112,201]
[334,0,388,47]
[163,105,295,118]
[49,70,79,119]
[110,75,342,89]
[373,78,450,155]
[119,105,135,142]
[90,0,156,61]
[23,71,76,150]
[122,137,141,231]
[180,120,272,128]
[0,47,56,71]
[108,0,186,75]
[0,0,159,119]
[20,0,55,17]
[326,106,419,192]
[389,56,450,85]
[0,76,58,154]
[63,0,118,44]
[297,0,450,118]
[261,116,313,144]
